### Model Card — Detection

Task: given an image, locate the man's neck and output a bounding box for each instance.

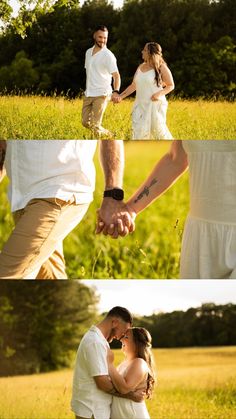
[93,44,106,55]
[96,321,109,340]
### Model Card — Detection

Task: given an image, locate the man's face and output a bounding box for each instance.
[94,30,108,49]
[108,318,131,343]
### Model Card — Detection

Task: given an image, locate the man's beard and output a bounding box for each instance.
[95,40,104,49]
[107,327,117,343]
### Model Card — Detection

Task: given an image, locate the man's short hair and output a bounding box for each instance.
[106,306,133,324]
[94,25,108,33]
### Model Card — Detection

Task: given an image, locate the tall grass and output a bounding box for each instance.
[0,96,235,139]
[0,141,188,279]
[0,347,235,418]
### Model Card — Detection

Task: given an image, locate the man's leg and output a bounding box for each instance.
[82,96,93,128]
[90,96,110,136]
[35,242,67,280]
[0,198,89,279]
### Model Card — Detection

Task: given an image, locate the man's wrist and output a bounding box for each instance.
[103,188,124,201]
[112,89,120,94]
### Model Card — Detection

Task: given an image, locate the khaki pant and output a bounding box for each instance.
[0,198,89,280]
[82,95,110,136]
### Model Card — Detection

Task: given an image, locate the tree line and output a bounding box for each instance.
[0,280,236,376]
[0,0,235,99]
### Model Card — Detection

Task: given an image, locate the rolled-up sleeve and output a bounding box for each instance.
[85,341,109,377]
[106,53,118,74]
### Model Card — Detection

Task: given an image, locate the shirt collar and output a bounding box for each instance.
[92,45,107,54]
[90,325,109,347]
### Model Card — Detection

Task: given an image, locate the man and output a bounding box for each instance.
[0,140,134,279]
[71,306,144,419]
[82,25,120,137]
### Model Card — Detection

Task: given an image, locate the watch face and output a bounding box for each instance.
[113,189,124,200]
[104,188,124,200]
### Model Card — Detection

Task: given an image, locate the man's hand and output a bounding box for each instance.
[96,198,136,239]
[126,388,146,403]
[111,93,122,104]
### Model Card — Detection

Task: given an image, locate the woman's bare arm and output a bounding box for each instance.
[108,358,147,394]
[119,67,140,100]
[126,140,188,215]
[151,63,175,100]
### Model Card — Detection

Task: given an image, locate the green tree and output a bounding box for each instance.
[0,281,99,376]
[0,50,39,90]
[0,0,12,24]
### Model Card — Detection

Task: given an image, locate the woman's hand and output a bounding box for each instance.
[107,348,115,364]
[151,91,162,101]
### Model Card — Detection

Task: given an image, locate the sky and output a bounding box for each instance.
[9,0,124,16]
[80,280,236,316]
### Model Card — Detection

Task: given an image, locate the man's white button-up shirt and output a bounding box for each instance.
[5,140,97,212]
[71,325,112,419]
[85,46,118,97]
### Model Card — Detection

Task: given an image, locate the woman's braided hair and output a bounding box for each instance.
[132,327,156,398]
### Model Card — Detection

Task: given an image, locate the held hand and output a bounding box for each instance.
[111,93,122,104]
[107,348,115,364]
[96,198,136,239]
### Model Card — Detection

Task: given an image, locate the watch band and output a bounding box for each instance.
[112,89,120,94]
[103,188,124,201]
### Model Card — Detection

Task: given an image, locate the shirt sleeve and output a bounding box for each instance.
[85,341,109,377]
[106,52,119,74]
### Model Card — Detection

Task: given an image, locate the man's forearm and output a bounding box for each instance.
[112,72,121,92]
[110,389,144,403]
[99,140,124,189]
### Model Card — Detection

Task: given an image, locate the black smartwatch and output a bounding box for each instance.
[112,89,120,94]
[103,188,124,201]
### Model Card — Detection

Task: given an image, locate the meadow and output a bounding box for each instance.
[0,96,235,139]
[0,346,235,419]
[0,141,189,279]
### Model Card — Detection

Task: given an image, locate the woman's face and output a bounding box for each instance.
[142,45,149,62]
[120,328,136,356]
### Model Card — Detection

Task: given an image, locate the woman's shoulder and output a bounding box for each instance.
[132,357,149,371]
[139,62,145,69]
[160,62,168,70]
[138,62,148,71]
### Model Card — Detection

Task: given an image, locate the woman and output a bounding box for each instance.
[108,327,155,419]
[126,140,236,279]
[117,42,174,139]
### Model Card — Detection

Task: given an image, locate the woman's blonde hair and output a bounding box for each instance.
[132,327,156,398]
[146,42,165,86]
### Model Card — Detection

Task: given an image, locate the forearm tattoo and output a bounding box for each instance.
[134,178,158,203]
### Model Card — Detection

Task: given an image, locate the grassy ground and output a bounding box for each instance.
[0,96,235,139]
[0,346,235,418]
[0,141,189,279]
